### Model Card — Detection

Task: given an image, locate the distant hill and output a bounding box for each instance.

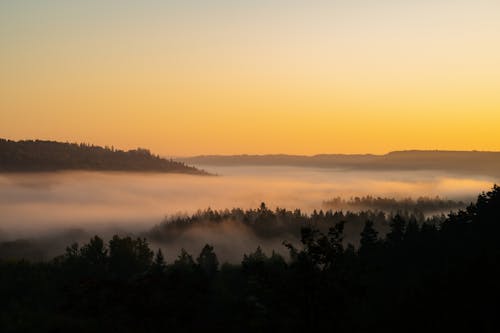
[179,150,500,178]
[0,139,208,174]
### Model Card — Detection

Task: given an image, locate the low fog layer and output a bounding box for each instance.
[0,166,495,261]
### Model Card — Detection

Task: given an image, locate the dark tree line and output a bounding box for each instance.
[147,202,444,246]
[0,205,443,262]
[323,195,468,214]
[1,186,500,332]
[0,139,208,174]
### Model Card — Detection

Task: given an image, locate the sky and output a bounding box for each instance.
[1,0,499,156]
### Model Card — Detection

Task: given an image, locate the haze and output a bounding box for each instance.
[0,167,492,239]
[1,1,499,261]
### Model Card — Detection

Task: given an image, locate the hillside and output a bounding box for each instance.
[0,139,208,174]
[180,150,500,177]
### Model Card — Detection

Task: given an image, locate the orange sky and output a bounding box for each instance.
[1,1,499,156]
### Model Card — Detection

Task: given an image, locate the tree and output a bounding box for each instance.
[151,248,166,274]
[174,248,195,267]
[108,236,153,278]
[64,242,80,259]
[386,214,406,245]
[80,235,107,266]
[359,220,378,254]
[197,244,219,277]
[405,217,420,243]
[242,246,268,272]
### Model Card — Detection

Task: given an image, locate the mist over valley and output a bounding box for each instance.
[1,164,494,262]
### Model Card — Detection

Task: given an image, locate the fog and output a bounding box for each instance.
[0,166,495,261]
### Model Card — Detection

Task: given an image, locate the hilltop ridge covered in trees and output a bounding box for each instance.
[180,150,500,177]
[0,139,208,174]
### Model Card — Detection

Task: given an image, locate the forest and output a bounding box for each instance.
[1,185,499,332]
[322,195,467,214]
[0,139,207,174]
[0,197,451,262]
[146,202,447,246]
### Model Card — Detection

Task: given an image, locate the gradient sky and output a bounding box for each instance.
[1,1,499,156]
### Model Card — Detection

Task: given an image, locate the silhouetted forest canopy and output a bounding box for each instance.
[1,185,500,332]
[0,139,208,174]
[0,203,446,263]
[323,195,468,214]
[180,150,500,177]
[146,203,445,246]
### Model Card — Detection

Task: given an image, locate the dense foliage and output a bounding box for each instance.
[147,203,445,245]
[1,186,500,332]
[0,139,207,174]
[0,204,444,262]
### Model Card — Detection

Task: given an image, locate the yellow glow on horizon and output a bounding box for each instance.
[1,1,499,155]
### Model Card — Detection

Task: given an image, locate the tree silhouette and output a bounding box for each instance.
[197,244,219,277]
[359,220,379,256]
[0,138,208,174]
[2,185,500,332]
[108,236,153,278]
[387,214,406,245]
[151,248,166,274]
